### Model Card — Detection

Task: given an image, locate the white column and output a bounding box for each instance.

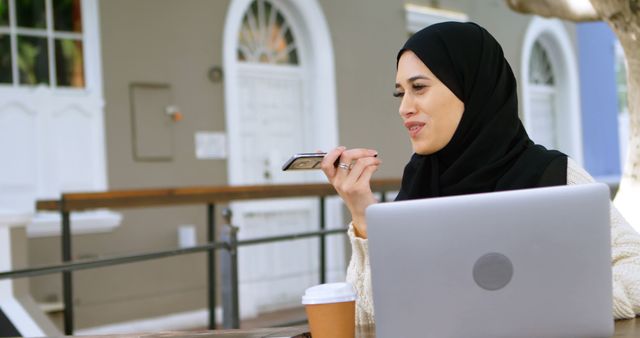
[0,211,60,336]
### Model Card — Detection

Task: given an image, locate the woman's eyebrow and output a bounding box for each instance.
[407,75,430,82]
[395,75,431,88]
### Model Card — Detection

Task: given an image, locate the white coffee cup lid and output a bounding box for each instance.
[301,282,356,305]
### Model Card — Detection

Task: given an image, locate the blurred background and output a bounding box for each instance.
[0,0,630,335]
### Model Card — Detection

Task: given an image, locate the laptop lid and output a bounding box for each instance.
[366,183,613,338]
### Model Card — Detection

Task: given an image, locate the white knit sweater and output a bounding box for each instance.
[346,158,640,325]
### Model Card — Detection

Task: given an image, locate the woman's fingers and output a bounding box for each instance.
[339,148,378,165]
[322,147,380,208]
[354,164,381,206]
[342,156,381,188]
[334,148,378,181]
[357,162,380,187]
[321,146,345,181]
[344,163,381,233]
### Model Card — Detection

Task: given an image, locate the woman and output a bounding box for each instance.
[321,22,640,325]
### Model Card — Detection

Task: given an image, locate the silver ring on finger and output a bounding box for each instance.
[338,162,351,171]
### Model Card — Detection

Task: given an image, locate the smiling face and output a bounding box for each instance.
[394,50,465,155]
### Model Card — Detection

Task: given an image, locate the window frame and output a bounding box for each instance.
[614,39,629,173]
[237,0,300,65]
[0,0,118,237]
[614,40,628,115]
[0,0,86,90]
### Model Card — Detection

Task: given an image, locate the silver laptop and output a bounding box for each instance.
[366,183,613,338]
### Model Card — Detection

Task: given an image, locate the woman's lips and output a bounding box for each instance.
[404,121,425,138]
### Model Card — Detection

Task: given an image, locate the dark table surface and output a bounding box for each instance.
[63,317,640,338]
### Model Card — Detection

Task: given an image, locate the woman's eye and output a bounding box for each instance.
[412,84,427,91]
[392,91,404,98]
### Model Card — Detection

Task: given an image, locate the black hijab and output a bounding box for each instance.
[395,22,567,201]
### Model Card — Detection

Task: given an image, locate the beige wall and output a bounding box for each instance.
[28,0,408,329]
[29,0,232,328]
[102,0,230,189]
[323,0,412,176]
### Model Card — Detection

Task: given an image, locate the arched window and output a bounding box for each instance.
[529,41,555,85]
[521,17,582,163]
[237,0,298,65]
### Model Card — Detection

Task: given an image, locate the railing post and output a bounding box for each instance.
[319,197,326,284]
[60,199,74,335]
[207,203,216,329]
[220,208,240,329]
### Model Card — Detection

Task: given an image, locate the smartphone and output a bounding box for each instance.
[282,152,327,170]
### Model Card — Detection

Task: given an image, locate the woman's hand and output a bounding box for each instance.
[321,146,381,238]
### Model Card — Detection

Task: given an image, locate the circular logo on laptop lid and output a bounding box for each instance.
[473,252,513,291]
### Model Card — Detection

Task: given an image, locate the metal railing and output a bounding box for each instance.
[0,179,401,335]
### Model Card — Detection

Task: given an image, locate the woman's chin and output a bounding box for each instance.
[413,148,433,156]
[412,136,448,155]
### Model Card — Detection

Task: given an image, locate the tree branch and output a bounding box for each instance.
[506,0,601,22]
[589,0,640,34]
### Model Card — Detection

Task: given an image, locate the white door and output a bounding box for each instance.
[0,0,107,215]
[527,40,559,150]
[235,63,321,315]
[236,64,312,185]
[226,0,330,318]
[528,85,557,149]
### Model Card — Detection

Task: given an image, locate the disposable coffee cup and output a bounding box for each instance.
[302,282,356,338]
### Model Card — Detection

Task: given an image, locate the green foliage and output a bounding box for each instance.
[18,40,42,85]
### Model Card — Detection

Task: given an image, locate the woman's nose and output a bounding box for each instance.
[398,96,415,119]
